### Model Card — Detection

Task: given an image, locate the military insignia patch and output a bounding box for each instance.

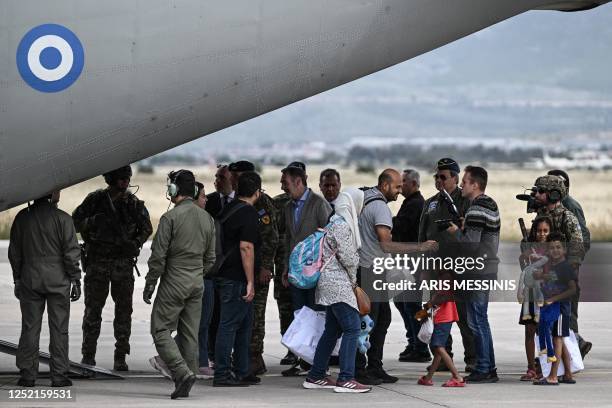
[261,215,271,225]
[428,201,438,212]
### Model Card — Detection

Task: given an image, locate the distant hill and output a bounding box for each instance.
[169,5,612,156]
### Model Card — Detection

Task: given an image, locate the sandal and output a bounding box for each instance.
[520,369,538,382]
[442,378,465,387]
[533,378,559,386]
[559,376,576,384]
[417,376,433,386]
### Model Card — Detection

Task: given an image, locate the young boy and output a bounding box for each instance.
[533,232,577,386]
[416,271,464,387]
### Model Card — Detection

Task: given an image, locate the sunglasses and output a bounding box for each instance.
[433,173,448,181]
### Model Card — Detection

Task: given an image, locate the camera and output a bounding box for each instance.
[516,188,542,213]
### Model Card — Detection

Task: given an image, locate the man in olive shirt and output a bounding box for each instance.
[9,191,81,387]
[418,158,476,372]
[144,170,216,399]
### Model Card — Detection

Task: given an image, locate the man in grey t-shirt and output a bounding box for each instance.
[359,188,393,267]
[355,169,402,385]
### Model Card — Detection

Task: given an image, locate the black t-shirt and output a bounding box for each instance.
[541,259,576,315]
[218,200,261,282]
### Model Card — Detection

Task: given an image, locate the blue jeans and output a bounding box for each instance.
[198,279,215,367]
[394,301,428,353]
[465,290,496,374]
[538,303,561,359]
[213,278,253,381]
[309,302,360,382]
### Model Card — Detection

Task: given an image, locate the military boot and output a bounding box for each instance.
[113,351,129,371]
[81,355,96,366]
[249,354,267,376]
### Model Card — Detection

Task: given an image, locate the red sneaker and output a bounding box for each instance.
[334,379,372,393]
[418,376,434,386]
[303,377,337,389]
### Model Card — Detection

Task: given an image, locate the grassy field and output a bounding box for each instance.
[1,166,611,241]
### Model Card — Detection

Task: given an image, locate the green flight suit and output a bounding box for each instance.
[8,200,81,382]
[146,198,215,380]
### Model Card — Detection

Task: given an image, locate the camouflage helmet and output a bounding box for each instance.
[103,165,132,185]
[534,175,567,201]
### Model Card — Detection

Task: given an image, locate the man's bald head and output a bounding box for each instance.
[378,169,402,202]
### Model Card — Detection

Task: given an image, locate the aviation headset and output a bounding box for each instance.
[548,188,562,204]
[167,170,197,198]
[534,175,565,204]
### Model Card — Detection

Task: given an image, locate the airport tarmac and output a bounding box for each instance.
[0,242,610,407]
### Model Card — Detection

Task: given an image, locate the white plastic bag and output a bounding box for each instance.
[281,306,340,364]
[418,317,434,344]
[535,330,584,377]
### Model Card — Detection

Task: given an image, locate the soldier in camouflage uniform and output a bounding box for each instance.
[273,192,297,366]
[73,165,153,370]
[529,174,588,355]
[228,161,279,376]
[530,175,585,267]
[546,169,592,356]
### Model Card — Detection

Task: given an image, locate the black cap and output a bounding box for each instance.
[436,158,460,174]
[282,161,306,172]
[228,160,255,172]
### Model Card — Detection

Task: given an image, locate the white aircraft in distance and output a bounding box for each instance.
[0,0,610,211]
[538,151,612,170]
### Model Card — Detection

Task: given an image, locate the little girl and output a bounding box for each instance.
[518,216,552,381]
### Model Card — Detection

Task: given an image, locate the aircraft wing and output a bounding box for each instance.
[0,0,609,210]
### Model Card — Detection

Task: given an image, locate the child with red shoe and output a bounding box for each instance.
[416,271,464,388]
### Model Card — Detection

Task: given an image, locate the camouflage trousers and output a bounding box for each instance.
[250,281,270,356]
[273,274,294,336]
[82,258,134,357]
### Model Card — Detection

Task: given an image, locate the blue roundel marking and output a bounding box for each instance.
[16,24,85,93]
[40,47,62,70]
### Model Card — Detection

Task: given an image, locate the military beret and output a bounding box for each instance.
[282,161,306,173]
[436,158,460,174]
[228,160,255,172]
[534,175,567,199]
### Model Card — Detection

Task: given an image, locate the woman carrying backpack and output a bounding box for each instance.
[302,188,371,393]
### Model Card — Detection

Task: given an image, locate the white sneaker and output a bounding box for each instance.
[334,379,372,393]
[302,377,337,389]
[149,356,171,380]
[197,366,214,380]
